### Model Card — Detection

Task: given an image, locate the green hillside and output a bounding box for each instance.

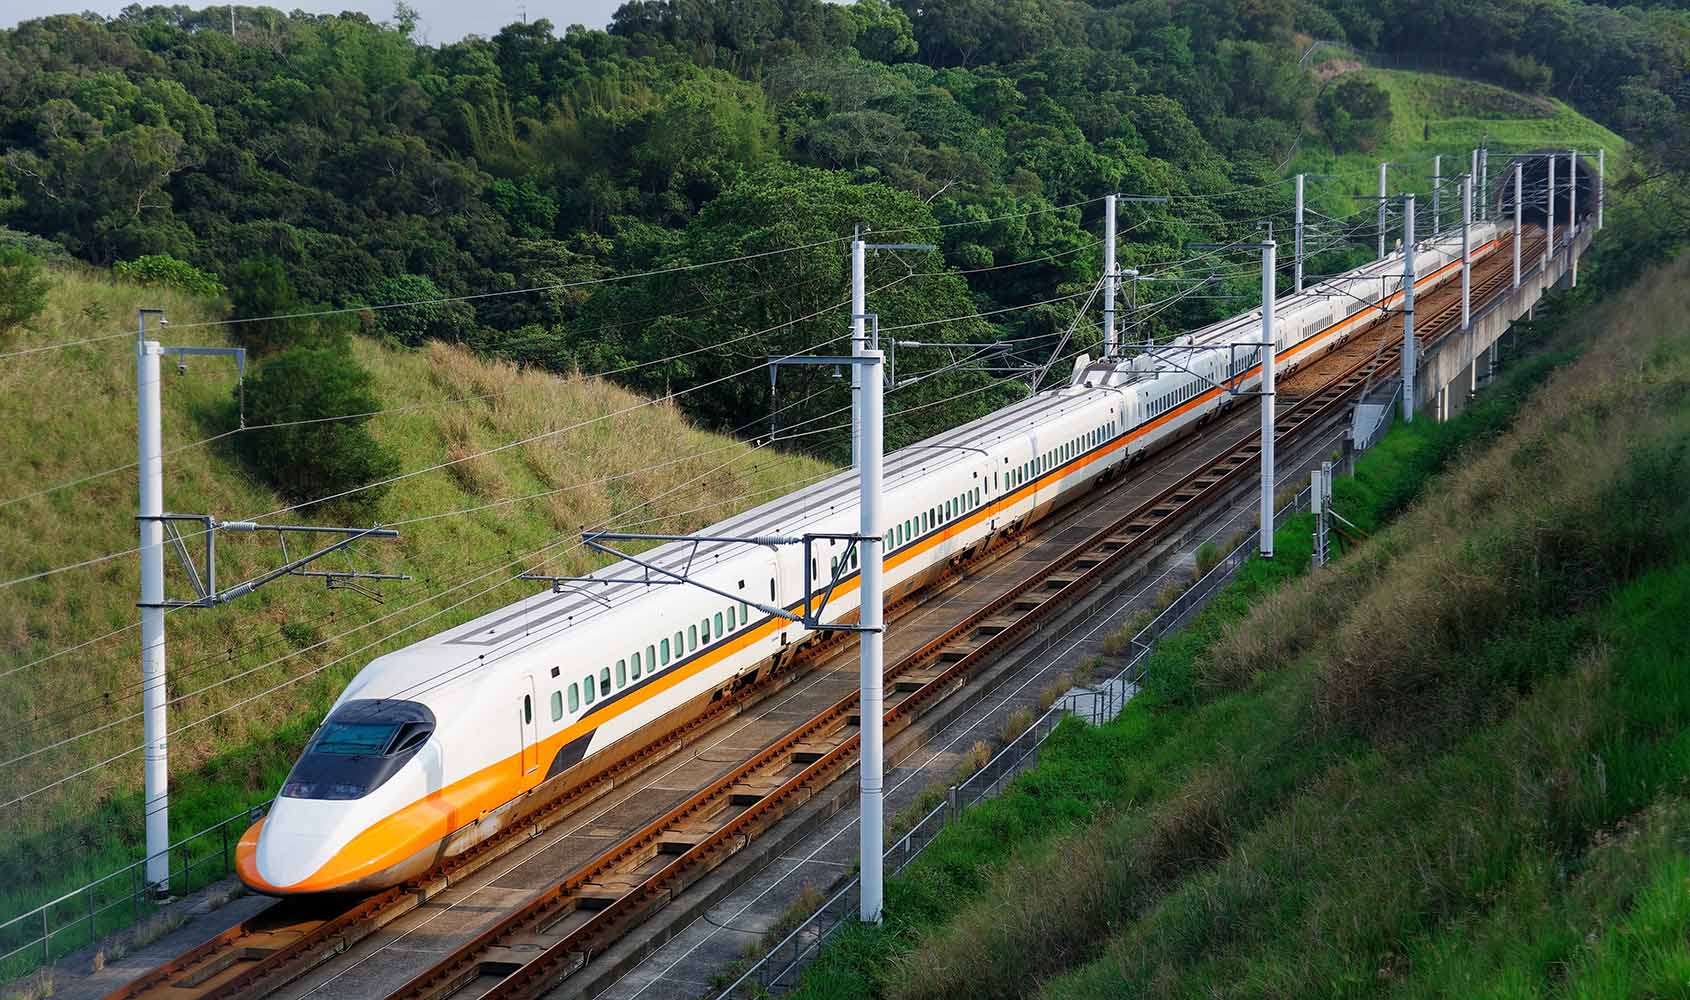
[782,247,1690,997]
[1290,63,1627,220]
[0,266,832,921]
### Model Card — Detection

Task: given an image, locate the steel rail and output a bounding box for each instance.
[103,229,1538,1000]
[380,230,1538,1000]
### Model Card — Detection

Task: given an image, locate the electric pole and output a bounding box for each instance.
[1260,238,1277,557]
[133,310,404,894]
[1377,161,1388,260]
[1102,194,1117,356]
[1401,194,1417,423]
[1294,174,1305,293]
[1461,173,1472,331]
[1521,160,1534,290]
[1432,154,1442,235]
[136,311,169,893]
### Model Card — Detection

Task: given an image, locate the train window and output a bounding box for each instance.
[628,653,639,681]
[660,638,671,665]
[569,683,580,712]
[674,630,685,657]
[585,675,595,703]
[727,606,737,630]
[599,667,611,693]
[945,500,952,520]
[550,691,563,722]
[616,658,627,687]
[647,644,656,671]
[715,612,724,636]
[770,579,776,601]
[689,625,698,651]
[905,519,912,540]
[524,694,533,725]
[830,555,838,576]
[740,601,750,622]
[701,618,712,643]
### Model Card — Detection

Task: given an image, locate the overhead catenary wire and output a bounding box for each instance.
[3,306,1095,775]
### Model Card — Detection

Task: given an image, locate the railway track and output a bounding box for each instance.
[101,229,1537,1000]
[375,232,1538,1000]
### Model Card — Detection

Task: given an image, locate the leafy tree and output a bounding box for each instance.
[0,247,50,333]
[233,343,400,514]
[1318,74,1393,152]
[846,0,918,62]
[369,273,477,346]
[113,254,224,297]
[229,254,308,355]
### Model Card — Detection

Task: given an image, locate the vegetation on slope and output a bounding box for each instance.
[1291,64,1626,219]
[785,247,1690,998]
[0,264,831,919]
[0,0,1681,456]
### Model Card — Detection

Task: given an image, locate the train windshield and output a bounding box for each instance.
[313,722,399,755]
[280,700,435,801]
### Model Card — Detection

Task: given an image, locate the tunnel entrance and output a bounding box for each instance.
[1494,150,1599,228]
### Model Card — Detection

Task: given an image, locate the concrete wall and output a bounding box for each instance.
[1414,225,1595,420]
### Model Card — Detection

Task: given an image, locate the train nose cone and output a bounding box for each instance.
[237,801,348,894]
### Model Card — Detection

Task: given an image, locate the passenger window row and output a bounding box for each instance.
[1005,421,1115,491]
[553,598,754,720]
[885,485,985,551]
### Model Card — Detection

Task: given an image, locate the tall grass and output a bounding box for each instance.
[0,267,831,921]
[786,252,1690,1000]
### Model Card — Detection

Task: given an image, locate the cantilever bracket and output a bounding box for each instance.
[136,518,406,608]
[561,529,880,633]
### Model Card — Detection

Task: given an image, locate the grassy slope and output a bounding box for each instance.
[1288,64,1627,220]
[0,267,832,911]
[787,251,1690,999]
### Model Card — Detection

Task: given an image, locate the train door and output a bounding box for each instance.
[520,675,540,775]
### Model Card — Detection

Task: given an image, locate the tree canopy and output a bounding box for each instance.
[0,0,1683,457]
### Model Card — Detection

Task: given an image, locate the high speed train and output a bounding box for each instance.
[237,223,1502,894]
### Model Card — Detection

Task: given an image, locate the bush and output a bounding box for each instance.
[114,254,225,298]
[369,273,476,347]
[233,343,400,514]
[1317,75,1393,152]
[230,253,312,355]
[0,247,50,333]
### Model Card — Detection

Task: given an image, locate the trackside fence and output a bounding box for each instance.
[0,803,269,980]
[714,490,1312,999]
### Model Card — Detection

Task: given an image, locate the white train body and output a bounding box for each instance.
[238,224,1501,894]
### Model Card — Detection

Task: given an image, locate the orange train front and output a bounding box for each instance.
[238,222,1502,894]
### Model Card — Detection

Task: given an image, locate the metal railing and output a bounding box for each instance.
[0,803,269,979]
[715,491,1311,998]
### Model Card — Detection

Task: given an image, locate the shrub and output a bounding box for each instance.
[370,273,476,346]
[1317,74,1393,152]
[230,253,310,355]
[232,343,400,514]
[0,246,50,333]
[114,253,226,298]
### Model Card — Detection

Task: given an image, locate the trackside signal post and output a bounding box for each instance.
[134,311,404,894]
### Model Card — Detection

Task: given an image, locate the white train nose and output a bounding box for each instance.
[255,801,347,889]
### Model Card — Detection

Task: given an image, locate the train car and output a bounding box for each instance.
[237,223,1501,894]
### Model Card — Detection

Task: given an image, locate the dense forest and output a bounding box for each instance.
[0,0,1686,465]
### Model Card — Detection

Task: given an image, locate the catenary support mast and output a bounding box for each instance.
[1293,174,1304,293]
[851,236,888,923]
[1102,193,1118,356]
[137,311,169,893]
[1402,194,1417,423]
[1259,238,1276,558]
[1461,173,1473,331]
[1521,157,1534,287]
[1377,162,1388,259]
